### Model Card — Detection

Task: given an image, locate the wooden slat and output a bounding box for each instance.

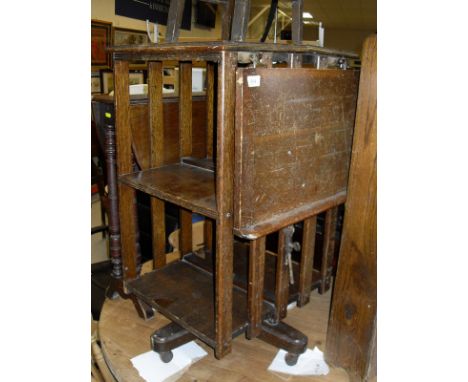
[297,215,317,307]
[179,208,193,256]
[204,218,213,252]
[320,206,338,294]
[325,34,377,382]
[275,228,290,320]
[247,236,266,339]
[165,0,185,43]
[179,62,193,157]
[114,60,138,281]
[178,61,193,257]
[205,62,215,158]
[231,0,251,42]
[214,51,237,359]
[148,61,166,269]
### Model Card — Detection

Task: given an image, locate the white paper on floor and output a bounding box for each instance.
[131,341,207,382]
[268,346,330,377]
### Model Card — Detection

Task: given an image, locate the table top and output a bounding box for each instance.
[108,41,358,59]
[98,262,350,382]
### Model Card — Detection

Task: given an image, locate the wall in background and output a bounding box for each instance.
[91,0,222,41]
[305,27,375,54]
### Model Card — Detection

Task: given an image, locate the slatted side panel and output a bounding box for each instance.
[129,99,207,170]
[234,68,359,231]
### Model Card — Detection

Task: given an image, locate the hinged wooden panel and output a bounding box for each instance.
[234,68,359,236]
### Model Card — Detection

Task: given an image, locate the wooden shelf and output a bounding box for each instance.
[127,260,274,347]
[184,241,323,304]
[119,163,216,219]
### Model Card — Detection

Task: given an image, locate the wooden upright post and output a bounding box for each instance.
[297,215,317,307]
[214,51,236,359]
[148,61,166,269]
[325,35,377,382]
[114,60,138,281]
[179,61,193,256]
[247,236,266,339]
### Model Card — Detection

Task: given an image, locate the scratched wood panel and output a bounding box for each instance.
[234,68,359,235]
[129,98,207,170]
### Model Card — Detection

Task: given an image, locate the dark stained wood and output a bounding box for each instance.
[205,62,215,158]
[103,117,122,282]
[148,61,166,269]
[297,215,317,307]
[148,61,165,169]
[234,68,359,238]
[183,242,323,304]
[214,51,237,359]
[178,61,194,257]
[275,228,290,320]
[130,97,207,170]
[325,34,377,382]
[204,218,213,252]
[114,60,138,281]
[320,206,338,294]
[291,0,304,45]
[247,236,266,339]
[151,198,166,269]
[181,156,215,171]
[231,0,251,42]
[109,41,358,60]
[165,0,185,43]
[126,260,273,347]
[179,62,193,158]
[119,164,216,219]
[179,208,193,256]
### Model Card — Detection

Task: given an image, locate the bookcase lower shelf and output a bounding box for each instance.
[127,259,273,348]
[127,255,308,364]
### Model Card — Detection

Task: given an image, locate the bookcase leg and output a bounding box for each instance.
[151,322,195,363]
[246,236,266,339]
[214,51,237,359]
[320,207,338,294]
[259,314,308,367]
[297,216,317,307]
[275,227,291,320]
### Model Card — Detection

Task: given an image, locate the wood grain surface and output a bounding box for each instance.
[234,68,359,237]
[325,35,377,382]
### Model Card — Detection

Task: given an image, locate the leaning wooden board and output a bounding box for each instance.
[234,68,359,238]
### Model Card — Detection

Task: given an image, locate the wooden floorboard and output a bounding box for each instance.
[99,263,350,382]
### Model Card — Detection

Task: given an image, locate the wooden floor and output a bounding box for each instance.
[99,271,350,382]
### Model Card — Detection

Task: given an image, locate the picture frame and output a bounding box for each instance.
[91,72,102,94]
[91,20,112,68]
[100,69,147,95]
[100,70,114,95]
[129,71,145,85]
[113,27,149,68]
[113,27,149,46]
